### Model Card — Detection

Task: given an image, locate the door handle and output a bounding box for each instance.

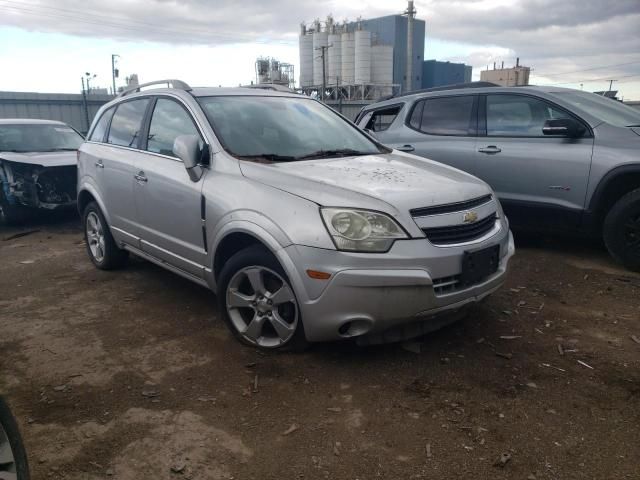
[134,172,148,183]
[396,144,415,152]
[478,146,502,154]
[95,160,104,169]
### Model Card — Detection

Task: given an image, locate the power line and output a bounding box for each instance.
[532,59,640,78]
[538,73,640,86]
[0,1,295,45]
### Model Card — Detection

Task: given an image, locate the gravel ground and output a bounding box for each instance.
[1,214,639,480]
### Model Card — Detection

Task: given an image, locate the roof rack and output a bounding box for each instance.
[391,81,499,99]
[116,79,192,98]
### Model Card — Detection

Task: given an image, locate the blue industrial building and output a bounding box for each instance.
[345,15,426,92]
[422,60,473,89]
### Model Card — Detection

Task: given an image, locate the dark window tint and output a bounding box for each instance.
[486,94,572,137]
[107,99,150,148]
[89,107,114,142]
[147,99,201,157]
[365,105,402,132]
[419,96,475,135]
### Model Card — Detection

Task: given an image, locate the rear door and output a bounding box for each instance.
[134,96,208,278]
[374,95,479,175]
[100,98,151,245]
[475,93,594,230]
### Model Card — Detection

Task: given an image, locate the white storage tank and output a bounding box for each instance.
[354,29,371,84]
[327,33,342,85]
[340,32,355,85]
[312,30,328,86]
[371,45,393,84]
[299,30,314,87]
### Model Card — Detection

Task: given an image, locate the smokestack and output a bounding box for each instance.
[493,62,496,70]
[404,1,416,92]
[516,57,520,67]
[501,61,504,69]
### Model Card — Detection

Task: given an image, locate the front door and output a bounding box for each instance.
[134,97,207,278]
[474,93,594,230]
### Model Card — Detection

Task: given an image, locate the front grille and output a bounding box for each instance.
[410,194,492,217]
[422,214,497,245]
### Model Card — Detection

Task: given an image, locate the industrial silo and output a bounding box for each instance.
[312,27,328,86]
[328,31,342,85]
[299,24,314,87]
[341,32,355,85]
[371,45,394,95]
[354,29,371,84]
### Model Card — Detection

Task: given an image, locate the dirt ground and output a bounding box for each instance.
[1,214,639,480]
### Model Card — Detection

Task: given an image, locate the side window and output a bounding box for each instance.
[146,99,201,157]
[419,96,475,135]
[408,100,424,130]
[364,105,402,132]
[89,107,114,142]
[486,95,572,137]
[107,99,150,148]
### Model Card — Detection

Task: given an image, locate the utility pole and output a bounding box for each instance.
[111,54,120,95]
[403,0,417,93]
[315,45,329,101]
[85,72,96,95]
[608,79,617,93]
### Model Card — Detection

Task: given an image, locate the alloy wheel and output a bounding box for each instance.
[0,421,17,480]
[86,211,106,263]
[226,266,298,348]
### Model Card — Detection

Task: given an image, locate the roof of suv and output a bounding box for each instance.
[0,118,67,125]
[369,85,583,109]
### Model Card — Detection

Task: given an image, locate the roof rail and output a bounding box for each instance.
[116,79,192,98]
[392,81,499,99]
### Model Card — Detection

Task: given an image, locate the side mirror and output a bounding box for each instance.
[542,118,585,138]
[173,135,204,182]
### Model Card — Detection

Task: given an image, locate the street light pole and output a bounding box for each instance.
[81,77,90,133]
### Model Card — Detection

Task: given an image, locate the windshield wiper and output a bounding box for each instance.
[626,124,640,127]
[235,153,297,162]
[41,148,78,152]
[296,148,374,160]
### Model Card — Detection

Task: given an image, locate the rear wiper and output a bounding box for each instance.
[626,124,640,127]
[235,153,297,162]
[296,149,373,160]
[43,148,77,151]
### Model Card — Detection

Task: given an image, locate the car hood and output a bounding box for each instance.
[239,152,492,214]
[0,150,77,167]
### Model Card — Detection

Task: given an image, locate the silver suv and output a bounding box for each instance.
[77,80,514,350]
[357,85,640,271]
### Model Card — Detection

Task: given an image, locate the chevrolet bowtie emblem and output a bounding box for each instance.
[463,211,478,223]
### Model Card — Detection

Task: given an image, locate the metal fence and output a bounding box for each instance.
[0,91,113,134]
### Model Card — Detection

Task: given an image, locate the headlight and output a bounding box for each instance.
[321,208,408,252]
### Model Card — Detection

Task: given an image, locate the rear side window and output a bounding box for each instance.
[89,107,114,142]
[146,99,202,157]
[411,96,475,136]
[107,99,150,148]
[364,105,403,132]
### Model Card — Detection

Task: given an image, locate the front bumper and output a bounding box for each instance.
[280,228,514,343]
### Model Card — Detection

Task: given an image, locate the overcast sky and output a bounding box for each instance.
[0,0,639,99]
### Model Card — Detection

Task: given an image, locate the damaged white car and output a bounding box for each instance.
[0,119,82,224]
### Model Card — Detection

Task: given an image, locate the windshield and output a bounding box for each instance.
[550,91,640,128]
[197,96,385,161]
[0,123,84,152]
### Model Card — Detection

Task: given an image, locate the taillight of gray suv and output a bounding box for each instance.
[77,79,514,350]
[358,85,640,271]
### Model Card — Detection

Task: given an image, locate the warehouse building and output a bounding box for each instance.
[422,60,472,89]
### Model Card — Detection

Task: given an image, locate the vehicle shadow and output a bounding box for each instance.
[0,209,80,239]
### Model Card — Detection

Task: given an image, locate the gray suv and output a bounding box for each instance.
[358,86,640,271]
[77,80,514,350]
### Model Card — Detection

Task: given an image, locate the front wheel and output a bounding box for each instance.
[603,188,640,272]
[218,245,308,351]
[0,396,31,480]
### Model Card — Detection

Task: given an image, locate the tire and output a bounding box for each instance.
[0,396,31,480]
[603,187,640,272]
[82,201,128,270]
[0,190,31,226]
[217,244,308,351]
